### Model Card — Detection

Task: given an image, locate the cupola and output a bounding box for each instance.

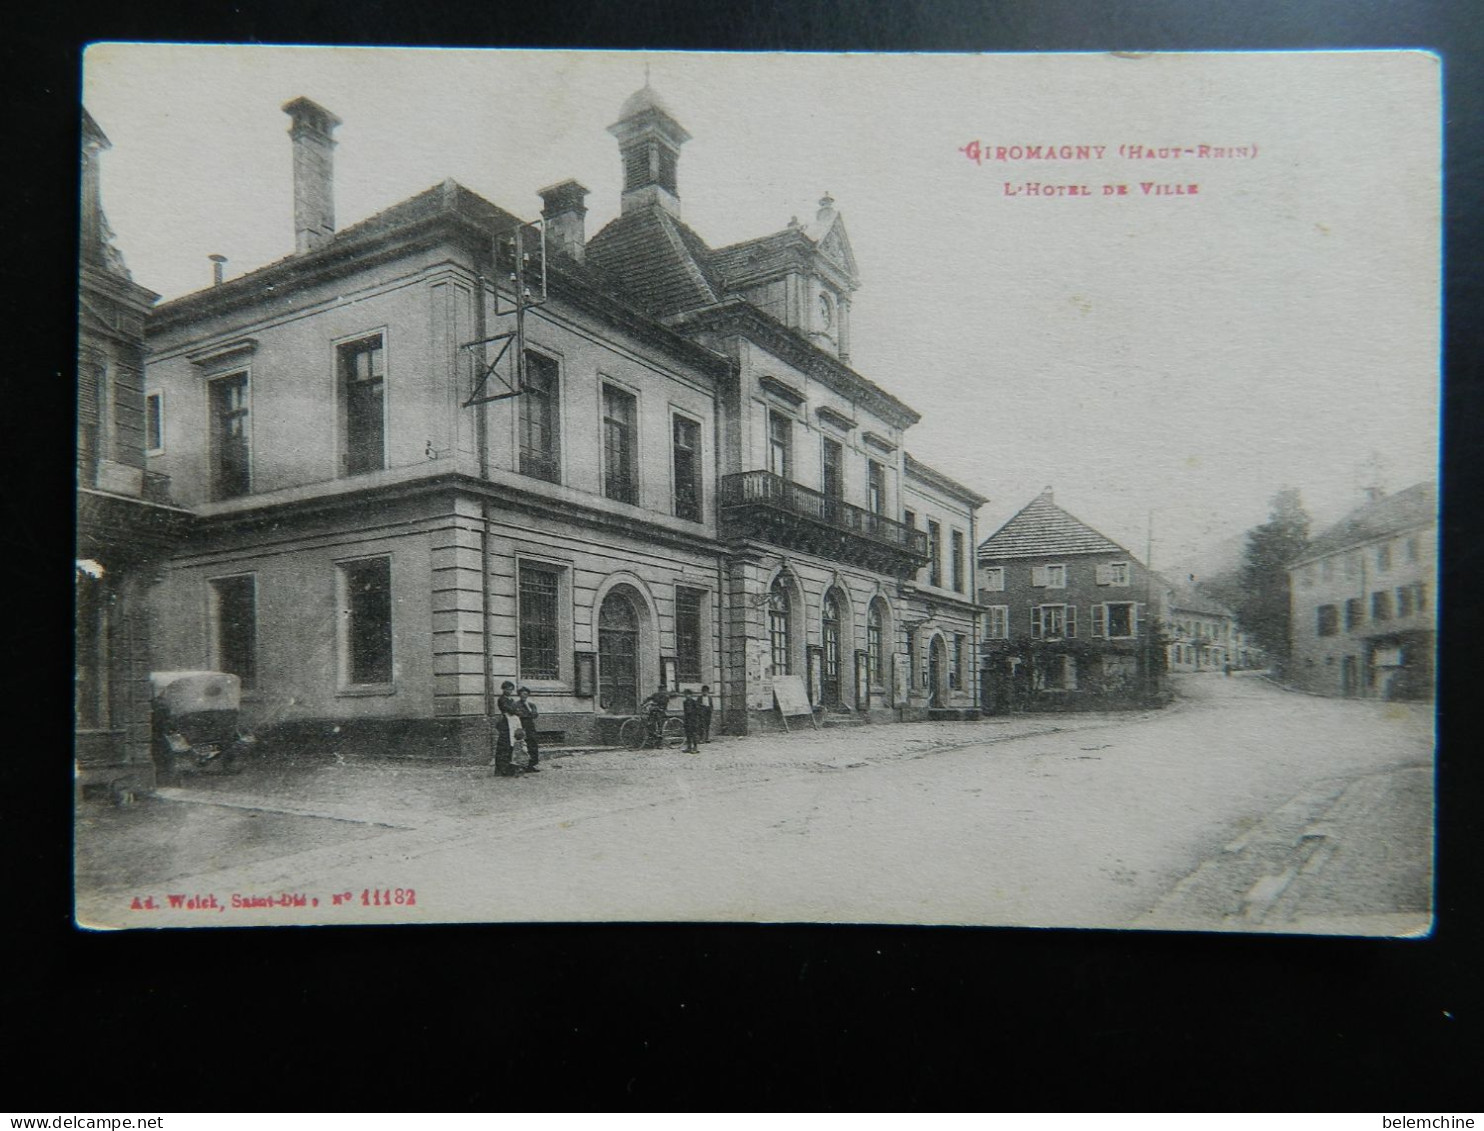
[608,75,691,218]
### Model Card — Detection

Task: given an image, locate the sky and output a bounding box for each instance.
[82,46,1440,570]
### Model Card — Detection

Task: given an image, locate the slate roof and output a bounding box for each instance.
[710,229,810,283]
[978,490,1132,561]
[1291,481,1437,566]
[585,208,722,317]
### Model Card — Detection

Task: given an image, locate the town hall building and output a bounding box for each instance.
[135,81,986,759]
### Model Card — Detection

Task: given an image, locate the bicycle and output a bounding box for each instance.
[618,712,687,751]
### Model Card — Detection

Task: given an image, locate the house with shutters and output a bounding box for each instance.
[134,78,989,758]
[976,488,1166,711]
[1285,482,1436,700]
[1163,578,1242,673]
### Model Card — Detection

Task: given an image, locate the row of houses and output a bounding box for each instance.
[75,81,1436,796]
[76,83,985,793]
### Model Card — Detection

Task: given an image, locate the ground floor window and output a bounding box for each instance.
[768,578,792,675]
[341,557,393,686]
[518,565,561,681]
[675,587,705,684]
[210,574,258,690]
[75,566,110,728]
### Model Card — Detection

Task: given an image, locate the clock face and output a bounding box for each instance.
[818,291,834,329]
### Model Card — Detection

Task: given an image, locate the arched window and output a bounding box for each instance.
[867,600,885,683]
[768,577,792,675]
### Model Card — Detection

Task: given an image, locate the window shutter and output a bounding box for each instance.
[1095,564,1111,586]
[1066,606,1077,638]
[1133,603,1143,637]
[1091,605,1105,638]
[1031,608,1042,638]
[1031,565,1047,587]
[79,357,102,423]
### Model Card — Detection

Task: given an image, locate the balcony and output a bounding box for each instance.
[720,470,930,574]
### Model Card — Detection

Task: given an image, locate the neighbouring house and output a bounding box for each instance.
[1163,577,1242,672]
[75,109,191,797]
[136,81,989,759]
[1286,482,1436,700]
[977,488,1166,712]
[899,454,988,717]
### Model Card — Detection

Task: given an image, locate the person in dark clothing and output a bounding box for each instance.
[681,688,701,753]
[699,685,714,743]
[641,685,671,747]
[516,685,540,772]
[493,680,520,776]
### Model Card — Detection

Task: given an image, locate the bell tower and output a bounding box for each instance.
[608,75,692,217]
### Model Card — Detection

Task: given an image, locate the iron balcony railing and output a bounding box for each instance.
[720,470,930,562]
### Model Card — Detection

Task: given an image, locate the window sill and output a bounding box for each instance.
[337,684,397,698]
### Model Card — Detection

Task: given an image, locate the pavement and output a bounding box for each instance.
[74,674,1435,934]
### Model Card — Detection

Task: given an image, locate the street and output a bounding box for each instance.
[75,673,1434,934]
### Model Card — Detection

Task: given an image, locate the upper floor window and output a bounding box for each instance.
[1395,585,1415,617]
[1405,537,1420,563]
[1376,543,1393,572]
[981,567,1005,593]
[984,605,1010,640]
[1345,597,1363,630]
[1032,563,1067,589]
[209,370,251,500]
[519,351,560,483]
[1317,604,1340,637]
[928,520,943,587]
[821,437,844,505]
[339,334,386,476]
[672,414,701,522]
[1371,590,1393,622]
[1096,561,1130,587]
[768,411,792,481]
[867,460,886,516]
[1093,602,1136,639]
[1032,604,1075,639]
[602,384,638,504]
[951,530,966,593]
[145,390,165,455]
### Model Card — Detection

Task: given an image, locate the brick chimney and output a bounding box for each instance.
[539,180,590,263]
[282,97,341,253]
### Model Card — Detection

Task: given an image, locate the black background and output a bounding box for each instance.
[9,0,1481,1110]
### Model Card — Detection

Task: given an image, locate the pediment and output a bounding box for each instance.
[814,217,859,283]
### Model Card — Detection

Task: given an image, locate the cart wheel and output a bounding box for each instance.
[661,716,686,749]
[619,717,646,750]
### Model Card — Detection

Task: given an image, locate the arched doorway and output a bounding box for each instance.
[598,589,640,715]
[821,588,846,706]
[928,634,947,707]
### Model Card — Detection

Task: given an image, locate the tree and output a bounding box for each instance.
[1236,487,1311,672]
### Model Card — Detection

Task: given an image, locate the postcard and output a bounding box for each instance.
[75,47,1439,931]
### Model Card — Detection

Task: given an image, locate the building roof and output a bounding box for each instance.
[1290,481,1437,566]
[903,452,989,508]
[586,207,723,316]
[977,489,1133,561]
